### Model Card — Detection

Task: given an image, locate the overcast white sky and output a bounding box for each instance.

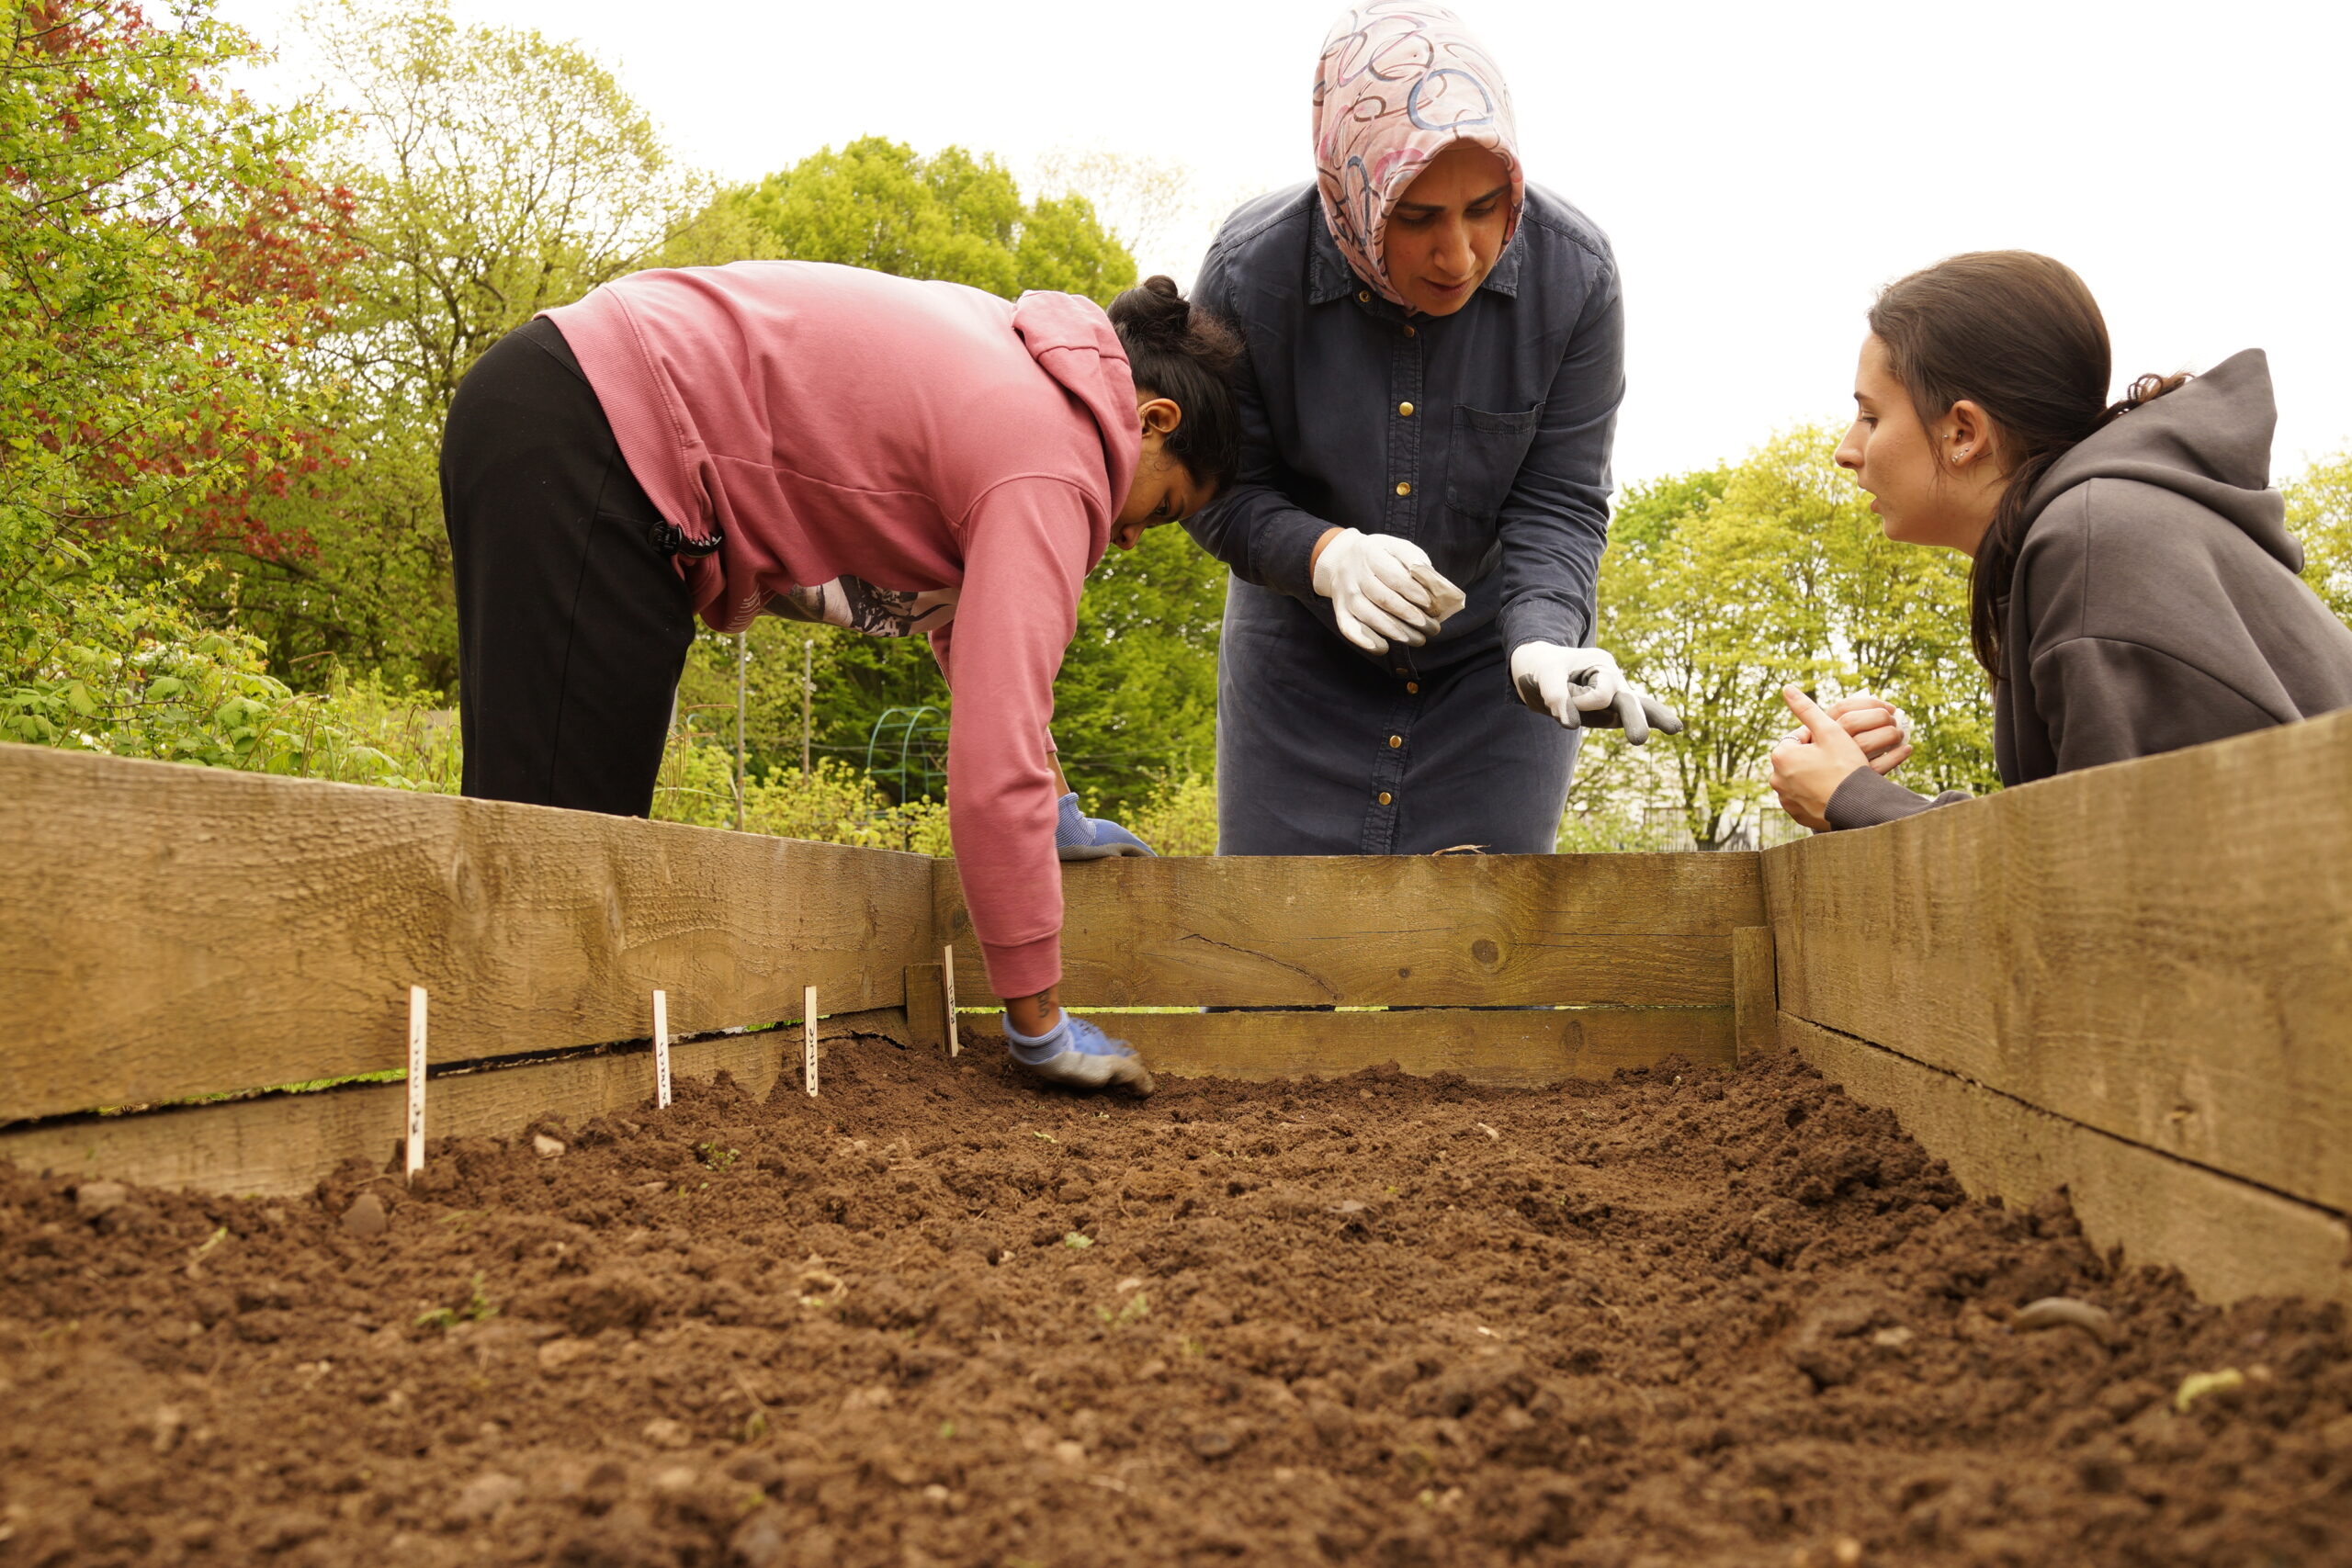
[226,0,2352,491]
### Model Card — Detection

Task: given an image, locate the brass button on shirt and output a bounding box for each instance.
[1186,183,1626,855]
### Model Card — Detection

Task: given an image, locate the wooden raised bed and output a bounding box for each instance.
[4,706,2347,1308]
[0,743,1758,1197]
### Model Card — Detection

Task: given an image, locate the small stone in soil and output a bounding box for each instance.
[642,1417,692,1449]
[449,1471,523,1523]
[74,1180,129,1214]
[341,1192,389,1239]
[1190,1427,1238,1459]
[533,1134,566,1157]
[729,1506,792,1568]
[538,1337,594,1371]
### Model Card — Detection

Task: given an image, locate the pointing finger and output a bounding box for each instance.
[1780,683,1841,744]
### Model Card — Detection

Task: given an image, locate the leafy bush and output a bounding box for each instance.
[2,590,452,788]
[650,745,953,854]
[1125,773,1217,856]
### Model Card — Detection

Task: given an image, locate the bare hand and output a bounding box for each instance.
[1769,685,1872,829]
[1774,694,1910,776]
[1827,694,1911,776]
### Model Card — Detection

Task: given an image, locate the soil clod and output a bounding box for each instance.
[340,1190,389,1238]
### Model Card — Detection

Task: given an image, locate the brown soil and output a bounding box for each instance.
[4,1040,2348,1568]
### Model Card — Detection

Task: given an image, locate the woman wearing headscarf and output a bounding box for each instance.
[1184,1,1679,856]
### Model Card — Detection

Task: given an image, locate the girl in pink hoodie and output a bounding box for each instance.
[439,265,1241,1093]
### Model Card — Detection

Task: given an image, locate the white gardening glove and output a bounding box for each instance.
[1310,528,1468,654]
[1510,643,1685,746]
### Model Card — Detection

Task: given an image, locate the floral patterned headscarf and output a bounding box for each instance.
[1312,2,1524,308]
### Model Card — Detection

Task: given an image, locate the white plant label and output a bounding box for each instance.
[405,986,427,1181]
[942,943,959,1057]
[803,986,820,1098]
[652,988,672,1110]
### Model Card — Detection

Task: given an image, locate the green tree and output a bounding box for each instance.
[2288,449,2352,624]
[0,0,363,752]
[1566,427,1993,850]
[204,0,707,688]
[680,136,1136,306]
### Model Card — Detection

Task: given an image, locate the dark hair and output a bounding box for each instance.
[1868,251,2189,678]
[1107,275,1244,491]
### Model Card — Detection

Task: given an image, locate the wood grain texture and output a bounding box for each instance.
[960,1007,1735,1086]
[1784,1015,2352,1307]
[903,963,947,1051]
[1732,927,1777,1065]
[0,1010,912,1198]
[0,744,935,1121]
[1762,708,2352,1214]
[934,852,1764,1008]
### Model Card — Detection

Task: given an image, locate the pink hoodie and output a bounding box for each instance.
[544,261,1141,999]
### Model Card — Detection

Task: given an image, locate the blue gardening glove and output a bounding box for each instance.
[1000,1010,1156,1095]
[1055,792,1155,861]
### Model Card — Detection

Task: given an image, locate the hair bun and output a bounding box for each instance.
[1108,275,1192,348]
[2100,370,2193,427]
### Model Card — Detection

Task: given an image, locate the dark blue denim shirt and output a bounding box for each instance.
[1185,181,1624,664]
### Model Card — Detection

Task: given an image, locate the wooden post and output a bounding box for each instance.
[405,986,427,1181]
[1732,926,1777,1065]
[652,989,673,1109]
[734,633,748,833]
[942,942,959,1057]
[803,986,820,1097]
[904,963,947,1051]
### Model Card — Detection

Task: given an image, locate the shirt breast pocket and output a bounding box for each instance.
[1443,402,1546,524]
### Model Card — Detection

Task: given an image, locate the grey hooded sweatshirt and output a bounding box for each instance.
[1826,348,2352,829]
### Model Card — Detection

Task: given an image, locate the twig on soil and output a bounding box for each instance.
[732,1369,776,1442]
[2011,1296,2122,1349]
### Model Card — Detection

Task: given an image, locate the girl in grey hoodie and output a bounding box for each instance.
[1770,250,2352,830]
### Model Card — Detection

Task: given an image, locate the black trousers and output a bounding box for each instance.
[440,318,695,816]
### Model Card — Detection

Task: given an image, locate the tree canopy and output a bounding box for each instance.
[681,136,1136,306]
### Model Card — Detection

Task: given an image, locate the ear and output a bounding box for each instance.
[1942,399,1998,471]
[1138,396,1182,437]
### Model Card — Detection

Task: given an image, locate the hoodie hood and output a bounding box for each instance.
[1011,289,1141,529]
[2026,348,2298,571]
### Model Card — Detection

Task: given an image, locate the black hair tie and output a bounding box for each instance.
[647,522,725,558]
